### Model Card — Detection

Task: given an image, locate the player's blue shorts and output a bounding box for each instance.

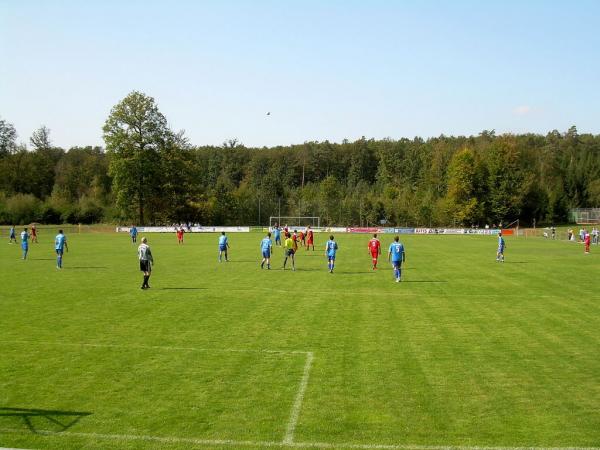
[391,260,402,268]
[262,250,271,258]
[219,244,227,251]
[21,243,28,251]
[498,246,504,253]
[56,248,64,255]
[327,254,336,260]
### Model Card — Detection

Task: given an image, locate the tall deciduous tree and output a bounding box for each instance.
[446,148,480,225]
[0,117,18,157]
[103,91,172,224]
[30,125,52,151]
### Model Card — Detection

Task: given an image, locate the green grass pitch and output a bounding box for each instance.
[1,230,599,449]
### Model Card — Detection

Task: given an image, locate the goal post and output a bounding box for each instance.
[269,216,320,230]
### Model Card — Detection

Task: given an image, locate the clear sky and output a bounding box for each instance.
[1,0,599,149]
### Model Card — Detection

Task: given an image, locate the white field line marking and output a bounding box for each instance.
[0,447,35,450]
[283,351,314,444]
[2,340,310,355]
[1,429,600,450]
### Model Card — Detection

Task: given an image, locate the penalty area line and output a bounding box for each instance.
[1,429,600,450]
[283,351,314,444]
[1,340,310,355]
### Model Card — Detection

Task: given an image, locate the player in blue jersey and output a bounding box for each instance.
[20,227,30,260]
[130,225,138,243]
[218,231,229,262]
[54,229,69,269]
[496,232,505,262]
[9,225,17,244]
[273,224,281,246]
[260,232,273,269]
[325,235,338,273]
[388,236,405,282]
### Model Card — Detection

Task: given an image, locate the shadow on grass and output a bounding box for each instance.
[0,407,92,433]
[401,280,448,283]
[218,260,255,263]
[29,258,56,261]
[333,271,378,275]
[65,267,108,269]
[160,287,206,290]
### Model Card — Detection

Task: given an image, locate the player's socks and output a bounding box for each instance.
[261,261,264,269]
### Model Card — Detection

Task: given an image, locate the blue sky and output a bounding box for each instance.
[1,0,599,149]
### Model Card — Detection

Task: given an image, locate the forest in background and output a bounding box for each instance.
[1,92,599,227]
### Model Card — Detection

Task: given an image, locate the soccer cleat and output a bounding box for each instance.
[396,278,400,283]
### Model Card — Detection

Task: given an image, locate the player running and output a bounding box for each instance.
[282,233,296,271]
[30,224,38,243]
[54,229,69,269]
[9,225,17,244]
[260,232,273,269]
[388,236,405,282]
[325,235,338,273]
[130,225,138,243]
[20,227,30,260]
[368,233,381,269]
[138,236,154,289]
[306,226,314,251]
[218,231,229,262]
[496,233,506,262]
[177,226,185,244]
[273,224,282,246]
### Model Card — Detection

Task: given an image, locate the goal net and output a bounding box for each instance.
[269,216,320,230]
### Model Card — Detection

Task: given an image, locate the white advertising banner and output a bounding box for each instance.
[116,226,250,233]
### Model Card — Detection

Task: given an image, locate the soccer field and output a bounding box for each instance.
[1,230,599,450]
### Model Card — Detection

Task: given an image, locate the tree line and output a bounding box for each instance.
[1,91,599,226]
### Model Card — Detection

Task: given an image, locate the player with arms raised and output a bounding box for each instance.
[388,236,405,282]
[368,233,381,269]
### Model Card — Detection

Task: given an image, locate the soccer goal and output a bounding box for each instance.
[269,216,320,230]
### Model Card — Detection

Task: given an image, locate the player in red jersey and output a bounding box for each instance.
[292,230,299,252]
[176,226,185,244]
[298,230,305,248]
[584,230,591,254]
[30,224,38,243]
[306,226,314,250]
[368,233,381,269]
